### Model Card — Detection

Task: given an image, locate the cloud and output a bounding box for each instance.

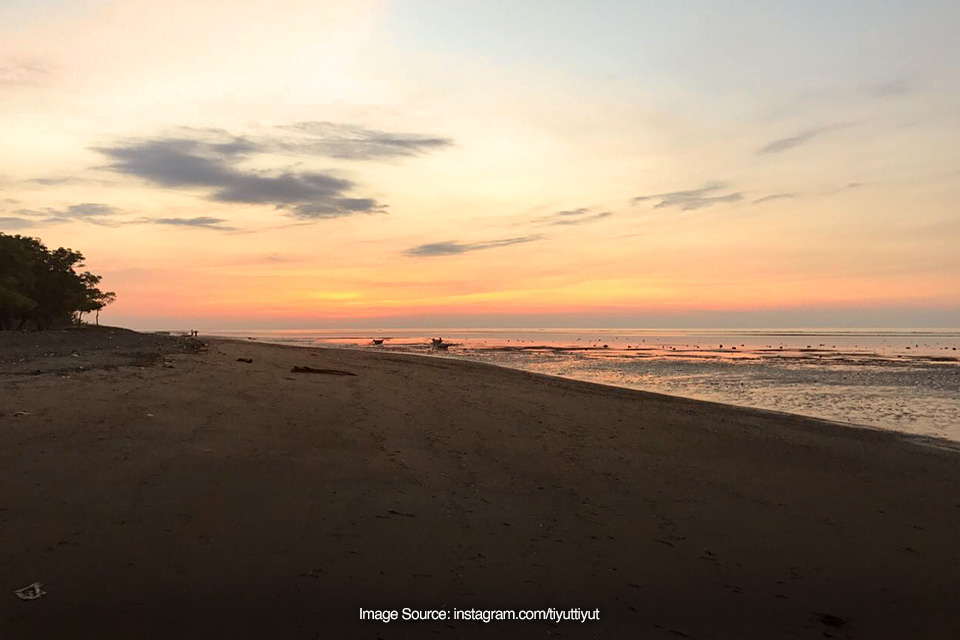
[864,79,909,98]
[555,208,591,217]
[632,182,743,211]
[0,61,50,87]
[822,181,865,196]
[536,207,613,226]
[753,193,796,204]
[276,122,453,160]
[29,177,79,186]
[758,123,850,154]
[6,201,241,231]
[50,203,121,218]
[95,133,384,220]
[405,235,543,257]
[552,211,612,226]
[0,217,38,230]
[151,216,234,230]
[14,203,124,226]
[26,176,114,187]
[93,124,443,220]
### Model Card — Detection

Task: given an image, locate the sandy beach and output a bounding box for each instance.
[2,327,959,639]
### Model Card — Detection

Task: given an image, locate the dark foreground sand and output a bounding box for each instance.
[1,327,959,639]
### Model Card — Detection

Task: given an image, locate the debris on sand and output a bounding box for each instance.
[15,582,46,601]
[290,366,356,376]
[816,613,847,627]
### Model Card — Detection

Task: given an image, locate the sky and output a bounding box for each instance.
[1,0,959,330]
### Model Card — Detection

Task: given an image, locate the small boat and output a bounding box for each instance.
[372,338,384,345]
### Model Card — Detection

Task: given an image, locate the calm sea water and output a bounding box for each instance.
[212,328,960,442]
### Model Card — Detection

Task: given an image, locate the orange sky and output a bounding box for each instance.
[2,0,959,329]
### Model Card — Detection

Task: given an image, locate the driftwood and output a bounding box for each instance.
[290,366,356,376]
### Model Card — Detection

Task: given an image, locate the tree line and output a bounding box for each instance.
[0,232,115,330]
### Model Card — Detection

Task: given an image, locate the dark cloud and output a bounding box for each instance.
[88,123,452,222]
[277,122,453,160]
[95,137,243,188]
[95,134,385,220]
[214,173,353,205]
[753,193,796,204]
[152,216,234,230]
[536,207,613,226]
[632,182,743,211]
[290,198,384,220]
[758,123,850,154]
[405,235,543,257]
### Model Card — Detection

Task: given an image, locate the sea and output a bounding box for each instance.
[211,328,960,443]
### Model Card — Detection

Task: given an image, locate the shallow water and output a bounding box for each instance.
[213,328,960,442]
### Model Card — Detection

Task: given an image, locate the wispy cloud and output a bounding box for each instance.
[864,79,909,99]
[151,216,234,230]
[632,182,743,211]
[753,193,796,205]
[535,207,613,226]
[0,216,38,230]
[758,123,850,154]
[15,203,124,226]
[405,234,543,257]
[0,61,50,87]
[5,202,238,231]
[276,122,453,161]
[25,176,115,187]
[822,181,865,195]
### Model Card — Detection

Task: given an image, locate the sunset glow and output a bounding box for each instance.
[2,0,958,329]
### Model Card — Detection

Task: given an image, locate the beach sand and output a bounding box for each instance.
[1,328,959,638]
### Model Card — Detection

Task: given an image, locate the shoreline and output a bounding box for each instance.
[215,335,960,452]
[2,329,959,638]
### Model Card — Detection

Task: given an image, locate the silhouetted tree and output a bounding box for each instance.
[77,274,116,326]
[0,232,115,330]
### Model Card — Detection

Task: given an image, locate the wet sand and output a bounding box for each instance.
[1,327,959,638]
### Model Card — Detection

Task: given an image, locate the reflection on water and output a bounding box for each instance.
[215,328,960,442]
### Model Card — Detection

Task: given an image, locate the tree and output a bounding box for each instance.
[77,274,116,326]
[0,232,115,330]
